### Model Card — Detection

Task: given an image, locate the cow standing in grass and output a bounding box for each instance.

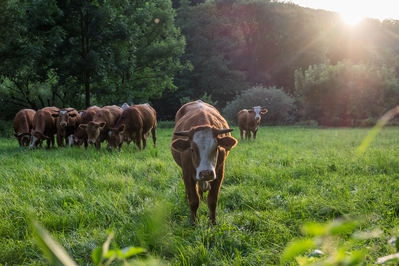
[171,100,238,225]
[237,106,268,140]
[30,107,59,149]
[79,105,123,150]
[72,106,101,148]
[51,108,81,147]
[107,103,157,151]
[13,109,36,147]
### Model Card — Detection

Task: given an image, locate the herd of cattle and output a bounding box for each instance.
[12,103,157,151]
[12,100,267,224]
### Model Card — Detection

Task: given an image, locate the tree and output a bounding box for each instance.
[0,0,187,119]
[52,0,187,108]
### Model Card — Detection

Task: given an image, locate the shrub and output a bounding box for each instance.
[222,86,295,125]
[0,120,13,138]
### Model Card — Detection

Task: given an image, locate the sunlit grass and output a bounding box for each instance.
[1,126,399,264]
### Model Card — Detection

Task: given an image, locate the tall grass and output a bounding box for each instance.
[1,126,399,265]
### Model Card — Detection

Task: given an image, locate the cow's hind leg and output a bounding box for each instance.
[245,130,251,140]
[239,128,244,139]
[151,127,156,147]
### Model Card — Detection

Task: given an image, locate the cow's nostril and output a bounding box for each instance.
[199,170,214,180]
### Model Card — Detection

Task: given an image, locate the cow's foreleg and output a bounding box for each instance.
[253,130,257,140]
[183,172,200,225]
[207,166,224,225]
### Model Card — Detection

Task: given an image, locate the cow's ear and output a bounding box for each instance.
[69,113,77,117]
[98,122,106,129]
[51,113,59,118]
[118,125,125,133]
[261,109,268,114]
[79,124,87,130]
[218,136,238,151]
[171,139,191,152]
[248,109,254,113]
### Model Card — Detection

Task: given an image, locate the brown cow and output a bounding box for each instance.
[171,100,238,225]
[107,103,157,151]
[237,106,268,140]
[13,109,36,147]
[73,106,101,148]
[51,108,81,147]
[29,107,59,149]
[79,105,123,149]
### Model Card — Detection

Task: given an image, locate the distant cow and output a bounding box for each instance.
[237,106,268,140]
[107,103,157,151]
[79,105,123,149]
[121,102,130,110]
[73,106,101,148]
[29,107,59,149]
[13,109,36,147]
[51,108,81,147]
[171,100,238,225]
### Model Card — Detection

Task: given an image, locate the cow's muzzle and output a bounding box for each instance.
[198,170,215,181]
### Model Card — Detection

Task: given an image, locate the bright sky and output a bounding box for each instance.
[287,0,399,22]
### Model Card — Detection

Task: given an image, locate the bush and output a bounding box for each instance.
[0,120,13,138]
[222,86,295,126]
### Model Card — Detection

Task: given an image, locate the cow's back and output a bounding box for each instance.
[174,100,228,132]
[93,105,123,131]
[13,109,36,134]
[32,107,58,134]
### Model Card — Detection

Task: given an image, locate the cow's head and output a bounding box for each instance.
[51,108,78,127]
[248,106,268,121]
[14,132,31,147]
[73,135,85,147]
[171,126,237,182]
[29,130,49,149]
[79,121,106,145]
[107,125,125,151]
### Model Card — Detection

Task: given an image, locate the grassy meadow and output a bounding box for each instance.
[1,126,399,265]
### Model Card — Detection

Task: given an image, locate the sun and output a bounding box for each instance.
[340,11,364,25]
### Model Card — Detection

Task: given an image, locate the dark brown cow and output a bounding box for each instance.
[13,109,36,147]
[237,106,268,140]
[51,108,81,147]
[29,107,59,149]
[107,103,157,151]
[171,100,238,225]
[73,106,101,148]
[79,105,123,149]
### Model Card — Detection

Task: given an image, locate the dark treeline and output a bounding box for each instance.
[1,0,399,126]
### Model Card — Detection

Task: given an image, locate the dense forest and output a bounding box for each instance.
[1,0,399,126]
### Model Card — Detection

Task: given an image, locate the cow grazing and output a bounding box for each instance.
[237,106,268,140]
[73,106,101,148]
[13,109,36,147]
[171,100,238,225]
[107,103,157,151]
[79,105,123,149]
[51,108,81,147]
[29,107,59,149]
